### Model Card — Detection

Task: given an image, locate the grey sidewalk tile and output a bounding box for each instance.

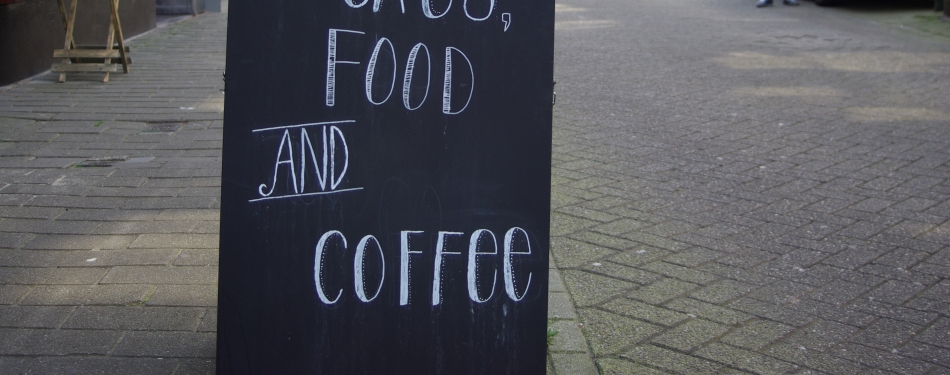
[56,209,159,222]
[112,331,215,358]
[0,357,33,375]
[834,342,934,374]
[549,319,591,353]
[129,234,218,249]
[594,358,664,375]
[120,197,217,210]
[627,278,700,305]
[664,298,751,326]
[623,345,724,374]
[0,285,29,304]
[720,319,795,352]
[63,306,204,331]
[25,357,179,375]
[550,238,617,268]
[93,221,199,235]
[583,261,660,285]
[173,249,219,266]
[548,292,577,320]
[651,318,730,352]
[560,270,636,307]
[24,196,126,210]
[0,267,108,285]
[578,308,661,355]
[146,285,217,307]
[19,285,151,306]
[101,266,218,285]
[0,328,120,355]
[22,234,136,250]
[601,298,689,327]
[197,308,216,332]
[173,358,216,375]
[0,219,99,235]
[86,187,180,198]
[694,343,802,374]
[0,306,73,328]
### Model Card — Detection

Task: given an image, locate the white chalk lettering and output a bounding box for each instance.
[300,127,328,192]
[326,29,365,107]
[373,0,405,13]
[315,230,347,304]
[399,230,424,306]
[422,0,451,18]
[365,38,397,105]
[354,235,385,303]
[467,229,497,303]
[503,227,532,301]
[443,47,474,115]
[258,130,297,197]
[432,231,462,306]
[329,126,349,190]
[402,43,431,110]
[463,0,494,21]
[251,121,360,203]
[312,228,535,306]
[344,0,369,8]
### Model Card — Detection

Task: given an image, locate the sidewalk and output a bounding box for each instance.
[0,13,225,374]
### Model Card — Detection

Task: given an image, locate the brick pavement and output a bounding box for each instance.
[552,0,950,374]
[0,0,949,374]
[0,13,225,374]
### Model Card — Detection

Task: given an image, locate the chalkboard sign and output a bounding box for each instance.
[217,0,554,373]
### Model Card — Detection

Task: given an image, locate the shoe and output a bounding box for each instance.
[783,0,800,5]
[756,0,773,7]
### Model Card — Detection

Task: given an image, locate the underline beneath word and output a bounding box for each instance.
[248,187,364,203]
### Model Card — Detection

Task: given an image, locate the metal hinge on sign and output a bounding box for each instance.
[552,81,557,106]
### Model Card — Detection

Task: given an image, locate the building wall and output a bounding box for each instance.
[0,0,156,86]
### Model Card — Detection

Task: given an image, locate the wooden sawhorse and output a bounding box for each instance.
[52,0,131,82]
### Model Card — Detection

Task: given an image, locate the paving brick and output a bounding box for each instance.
[54,209,159,222]
[651,318,730,352]
[20,284,152,306]
[128,234,218,249]
[198,308,216,333]
[112,331,215,358]
[0,285,28,304]
[0,306,73,328]
[26,357,180,375]
[695,342,801,374]
[0,328,120,355]
[915,317,950,350]
[0,357,33,375]
[147,285,217,307]
[174,358,217,375]
[559,270,635,307]
[595,358,665,375]
[63,306,203,331]
[101,266,217,284]
[0,267,108,285]
[601,297,688,327]
[720,319,795,351]
[21,234,136,250]
[834,342,934,374]
[664,298,751,326]
[577,308,661,355]
[623,345,723,374]
[627,277,700,305]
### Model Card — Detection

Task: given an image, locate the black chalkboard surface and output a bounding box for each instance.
[217,0,554,373]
